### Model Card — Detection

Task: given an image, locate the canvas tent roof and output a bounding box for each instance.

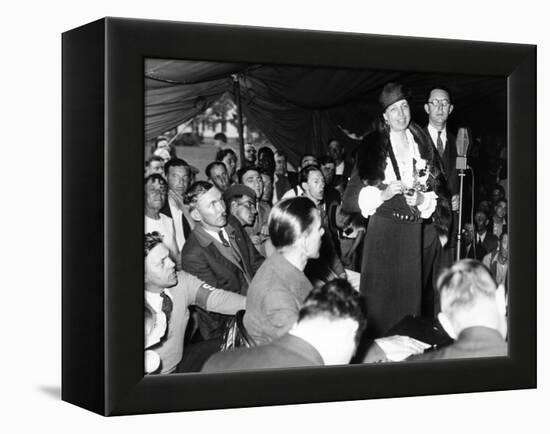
[145,59,506,164]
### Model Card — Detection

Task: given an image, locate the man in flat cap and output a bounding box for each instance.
[224,184,259,231]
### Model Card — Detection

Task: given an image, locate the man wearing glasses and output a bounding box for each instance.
[224,184,259,230]
[421,86,460,317]
[424,86,459,209]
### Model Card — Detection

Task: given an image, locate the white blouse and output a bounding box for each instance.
[358,129,437,218]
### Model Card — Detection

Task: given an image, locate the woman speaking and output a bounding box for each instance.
[356,83,445,338]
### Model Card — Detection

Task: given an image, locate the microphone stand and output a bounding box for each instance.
[454,127,470,262]
[456,168,466,261]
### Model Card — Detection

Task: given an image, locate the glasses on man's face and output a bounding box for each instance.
[428,99,450,108]
[237,201,256,210]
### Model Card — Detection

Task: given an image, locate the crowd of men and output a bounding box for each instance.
[143,86,509,374]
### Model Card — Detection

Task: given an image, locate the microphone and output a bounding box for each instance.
[455,127,471,170]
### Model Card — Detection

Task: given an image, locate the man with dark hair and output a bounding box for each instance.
[223,184,258,229]
[421,85,458,317]
[144,174,179,263]
[243,143,257,167]
[299,165,357,288]
[273,150,298,203]
[144,231,245,374]
[474,209,499,254]
[161,158,194,251]
[257,146,275,175]
[205,161,230,193]
[460,222,486,260]
[327,138,352,192]
[202,279,366,372]
[180,181,264,341]
[145,155,165,177]
[238,166,271,255]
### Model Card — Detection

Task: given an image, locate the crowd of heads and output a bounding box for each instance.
[143,79,509,373]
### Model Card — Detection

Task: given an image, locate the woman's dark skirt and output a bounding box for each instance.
[360,197,422,338]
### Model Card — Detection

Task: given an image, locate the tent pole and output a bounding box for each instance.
[233,75,246,169]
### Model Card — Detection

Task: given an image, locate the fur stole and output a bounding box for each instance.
[355,121,452,235]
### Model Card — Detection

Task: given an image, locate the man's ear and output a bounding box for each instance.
[424,103,430,115]
[495,284,507,317]
[448,104,454,115]
[190,208,202,222]
[230,201,238,216]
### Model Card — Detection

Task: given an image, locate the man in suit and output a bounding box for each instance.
[421,86,459,317]
[328,138,353,194]
[144,231,245,374]
[407,259,507,361]
[180,181,264,341]
[460,222,487,261]
[474,210,499,255]
[273,150,298,203]
[161,158,194,252]
[202,279,366,372]
[364,258,507,363]
[238,166,272,255]
[424,86,460,208]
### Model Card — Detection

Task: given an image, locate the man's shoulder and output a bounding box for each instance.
[202,334,322,372]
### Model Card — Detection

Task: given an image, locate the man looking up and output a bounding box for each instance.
[180,181,264,341]
[161,158,194,251]
[205,161,230,193]
[238,166,271,255]
[144,232,245,374]
[144,174,179,264]
[223,184,258,230]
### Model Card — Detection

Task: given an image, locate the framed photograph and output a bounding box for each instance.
[62,17,536,416]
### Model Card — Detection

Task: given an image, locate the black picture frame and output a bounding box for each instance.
[62,17,536,416]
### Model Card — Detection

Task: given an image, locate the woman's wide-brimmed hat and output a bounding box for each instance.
[379,82,411,112]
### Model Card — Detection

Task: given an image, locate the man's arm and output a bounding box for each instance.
[179,271,246,315]
[181,241,220,287]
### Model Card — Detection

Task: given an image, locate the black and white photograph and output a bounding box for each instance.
[143,59,509,375]
[4,0,547,432]
[59,15,535,416]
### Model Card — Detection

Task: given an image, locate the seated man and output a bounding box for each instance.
[205,161,231,193]
[161,158,194,251]
[223,184,258,230]
[144,174,179,264]
[365,259,507,362]
[483,232,508,288]
[144,232,245,374]
[238,165,271,255]
[180,181,264,341]
[273,150,298,203]
[145,155,165,177]
[202,279,366,372]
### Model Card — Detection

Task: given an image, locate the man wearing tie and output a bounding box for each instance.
[144,231,245,374]
[180,181,264,341]
[421,86,458,317]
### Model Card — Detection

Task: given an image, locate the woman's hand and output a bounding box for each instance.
[405,190,425,207]
[380,181,405,201]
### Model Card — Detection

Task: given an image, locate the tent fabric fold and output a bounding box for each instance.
[144,59,506,165]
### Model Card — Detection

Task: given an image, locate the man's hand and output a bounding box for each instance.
[451,194,460,211]
[380,181,405,201]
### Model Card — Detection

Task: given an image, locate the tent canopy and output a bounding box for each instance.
[145,59,506,165]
